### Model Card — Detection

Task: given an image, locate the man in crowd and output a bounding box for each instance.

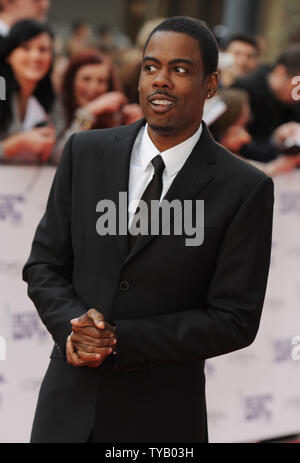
[0,0,50,37]
[232,44,300,162]
[23,16,274,443]
[221,33,261,87]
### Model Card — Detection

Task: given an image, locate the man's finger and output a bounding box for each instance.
[66,336,85,367]
[71,331,114,347]
[74,342,115,354]
[71,325,113,338]
[86,309,105,329]
[67,336,105,367]
[66,336,73,363]
[71,309,105,329]
[70,313,93,327]
[76,349,112,362]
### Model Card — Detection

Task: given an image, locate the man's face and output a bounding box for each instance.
[138,31,218,139]
[226,40,259,77]
[11,0,50,22]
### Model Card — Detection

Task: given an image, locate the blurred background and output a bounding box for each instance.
[49,0,300,60]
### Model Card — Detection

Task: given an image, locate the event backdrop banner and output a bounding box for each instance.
[206,170,300,442]
[0,166,300,443]
[0,166,55,443]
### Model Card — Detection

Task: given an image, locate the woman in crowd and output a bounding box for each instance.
[53,49,142,163]
[0,19,56,163]
[210,88,300,176]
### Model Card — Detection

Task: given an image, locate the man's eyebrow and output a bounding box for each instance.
[143,56,194,66]
[143,56,160,64]
[169,58,194,66]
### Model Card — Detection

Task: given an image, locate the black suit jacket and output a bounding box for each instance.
[23,119,274,443]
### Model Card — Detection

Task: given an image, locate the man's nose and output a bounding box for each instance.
[152,70,173,89]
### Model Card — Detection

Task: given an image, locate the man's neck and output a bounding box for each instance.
[0,13,16,28]
[147,123,202,152]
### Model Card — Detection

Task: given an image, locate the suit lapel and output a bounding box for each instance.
[102,119,146,261]
[125,123,218,263]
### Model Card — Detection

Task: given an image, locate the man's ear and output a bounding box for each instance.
[206,72,219,99]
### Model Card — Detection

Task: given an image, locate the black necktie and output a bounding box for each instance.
[129,155,165,249]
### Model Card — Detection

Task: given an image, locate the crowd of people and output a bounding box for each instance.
[0,0,300,176]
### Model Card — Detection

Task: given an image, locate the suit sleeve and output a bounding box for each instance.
[113,176,274,372]
[22,134,87,357]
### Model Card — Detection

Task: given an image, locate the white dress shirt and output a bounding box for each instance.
[0,19,9,37]
[128,123,203,228]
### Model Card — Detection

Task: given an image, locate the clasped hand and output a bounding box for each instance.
[66,309,117,368]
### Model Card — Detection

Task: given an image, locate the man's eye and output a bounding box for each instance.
[145,65,157,72]
[174,66,186,74]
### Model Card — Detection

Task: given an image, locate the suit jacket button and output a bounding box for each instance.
[120,281,130,291]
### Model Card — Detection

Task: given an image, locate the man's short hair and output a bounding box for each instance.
[276,44,300,76]
[143,16,219,77]
[224,33,259,52]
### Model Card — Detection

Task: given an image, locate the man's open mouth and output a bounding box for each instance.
[148,97,176,113]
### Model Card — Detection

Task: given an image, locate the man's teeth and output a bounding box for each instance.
[152,100,173,105]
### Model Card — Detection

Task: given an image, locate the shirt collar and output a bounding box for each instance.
[139,122,203,177]
[0,19,9,36]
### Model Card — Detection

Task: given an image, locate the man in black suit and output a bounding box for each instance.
[23,17,274,443]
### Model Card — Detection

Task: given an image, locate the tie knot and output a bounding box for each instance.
[151,155,165,177]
